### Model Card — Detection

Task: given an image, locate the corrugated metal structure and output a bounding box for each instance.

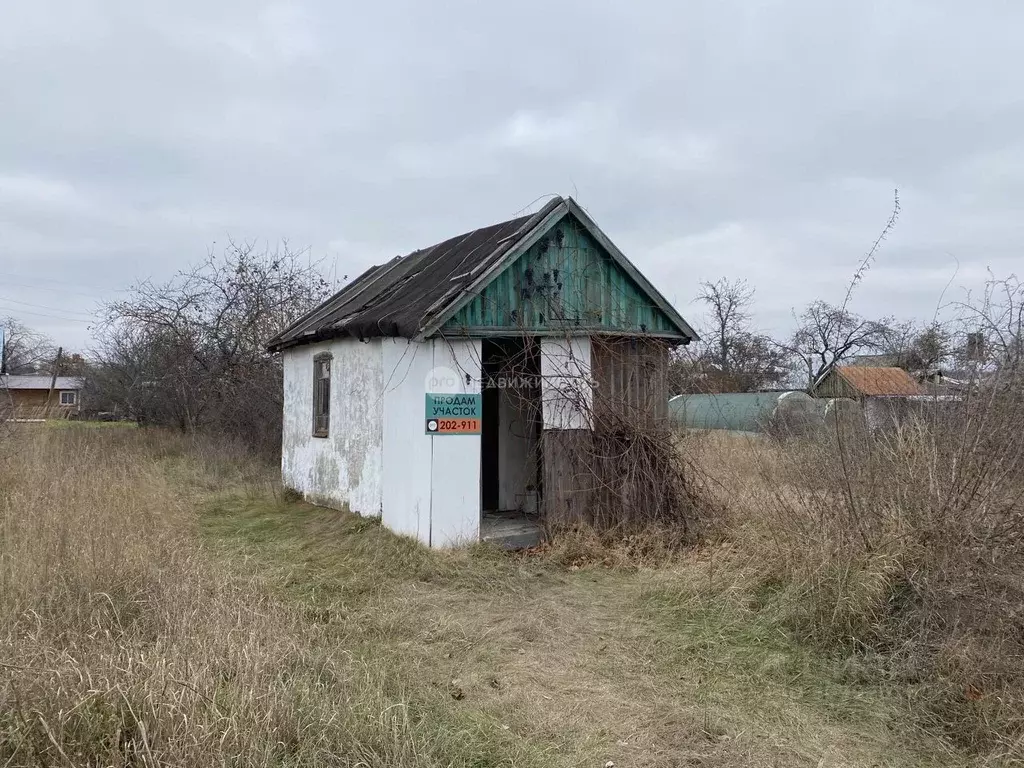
[669,391,817,433]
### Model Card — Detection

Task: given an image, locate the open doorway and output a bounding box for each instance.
[480,337,543,548]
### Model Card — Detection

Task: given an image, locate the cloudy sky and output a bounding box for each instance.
[2,1,1021,352]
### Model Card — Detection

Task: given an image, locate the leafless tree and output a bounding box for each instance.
[671,278,788,394]
[93,240,333,456]
[878,320,952,375]
[954,273,1024,375]
[698,277,755,372]
[783,301,891,389]
[0,317,56,375]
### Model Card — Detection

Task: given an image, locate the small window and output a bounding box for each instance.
[312,354,331,437]
[60,391,77,406]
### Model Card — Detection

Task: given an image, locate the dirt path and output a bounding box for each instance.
[202,493,962,768]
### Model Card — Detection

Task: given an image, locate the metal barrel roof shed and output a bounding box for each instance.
[669,391,816,433]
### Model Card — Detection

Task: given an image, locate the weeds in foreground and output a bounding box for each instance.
[692,388,1024,760]
[0,425,969,767]
[0,428,550,767]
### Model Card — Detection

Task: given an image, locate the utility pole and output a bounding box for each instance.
[45,346,63,418]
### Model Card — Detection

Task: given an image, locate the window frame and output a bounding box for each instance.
[59,390,77,406]
[312,352,332,438]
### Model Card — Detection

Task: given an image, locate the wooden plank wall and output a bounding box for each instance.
[812,370,858,399]
[541,337,676,528]
[591,338,670,426]
[540,429,595,527]
[4,390,79,420]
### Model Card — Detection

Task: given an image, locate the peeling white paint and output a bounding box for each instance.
[540,337,593,430]
[282,336,482,548]
[282,338,384,515]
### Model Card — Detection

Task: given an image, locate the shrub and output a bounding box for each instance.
[737,384,1024,752]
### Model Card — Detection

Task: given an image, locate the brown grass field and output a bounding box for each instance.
[0,424,1019,766]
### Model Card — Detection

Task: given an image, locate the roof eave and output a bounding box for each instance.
[412,198,568,342]
[563,198,699,343]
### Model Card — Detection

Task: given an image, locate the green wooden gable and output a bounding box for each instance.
[441,213,682,337]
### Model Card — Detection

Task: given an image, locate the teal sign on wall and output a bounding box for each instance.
[425,393,482,435]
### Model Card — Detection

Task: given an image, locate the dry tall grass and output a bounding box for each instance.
[691,389,1024,761]
[0,427,535,766]
[3,424,976,767]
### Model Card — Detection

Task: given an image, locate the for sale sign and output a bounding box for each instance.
[424,393,481,435]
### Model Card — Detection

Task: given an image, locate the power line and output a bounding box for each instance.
[0,295,96,318]
[0,279,107,300]
[3,270,121,293]
[0,304,93,324]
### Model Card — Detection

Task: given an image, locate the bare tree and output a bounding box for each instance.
[672,278,788,393]
[698,277,755,374]
[954,273,1024,375]
[0,317,56,375]
[783,301,891,389]
[93,240,333,455]
[880,321,953,375]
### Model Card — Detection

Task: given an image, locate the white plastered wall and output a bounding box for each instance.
[540,337,593,430]
[381,337,483,547]
[283,335,484,548]
[281,338,384,515]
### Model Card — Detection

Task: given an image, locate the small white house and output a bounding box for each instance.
[266,197,697,548]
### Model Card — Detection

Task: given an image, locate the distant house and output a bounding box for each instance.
[0,375,84,420]
[813,366,924,399]
[812,366,925,430]
[266,196,697,548]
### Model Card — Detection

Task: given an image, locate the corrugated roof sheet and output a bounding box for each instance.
[836,366,923,396]
[267,201,558,350]
[1,375,84,390]
[266,196,696,351]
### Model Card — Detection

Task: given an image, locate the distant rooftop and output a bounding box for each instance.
[834,366,923,397]
[0,375,85,390]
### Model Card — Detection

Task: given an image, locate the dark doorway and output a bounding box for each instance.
[481,340,502,511]
[479,337,542,514]
[480,337,543,548]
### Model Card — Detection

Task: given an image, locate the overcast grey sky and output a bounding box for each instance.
[2,1,1021,352]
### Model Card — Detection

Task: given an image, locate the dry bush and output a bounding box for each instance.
[0,428,506,766]
[702,386,1024,757]
[93,242,333,460]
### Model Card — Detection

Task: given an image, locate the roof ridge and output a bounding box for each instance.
[265,194,696,350]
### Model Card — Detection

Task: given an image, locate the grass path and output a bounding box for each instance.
[200,492,963,767]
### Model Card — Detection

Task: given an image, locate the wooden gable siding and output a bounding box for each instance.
[813,370,860,399]
[442,215,679,336]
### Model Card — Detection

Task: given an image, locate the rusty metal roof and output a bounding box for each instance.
[835,366,924,396]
